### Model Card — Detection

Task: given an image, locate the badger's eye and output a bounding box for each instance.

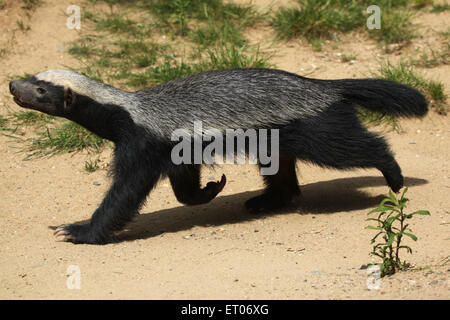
[36,87,46,94]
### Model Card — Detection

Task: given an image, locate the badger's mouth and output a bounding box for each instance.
[13,96,37,110]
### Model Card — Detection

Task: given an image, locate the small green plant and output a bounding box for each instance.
[203,44,271,70]
[143,0,259,27]
[270,0,362,42]
[439,26,450,36]
[0,48,7,58]
[412,0,433,9]
[340,53,356,63]
[26,121,107,158]
[171,0,190,36]
[270,0,419,48]
[68,43,93,59]
[95,14,139,35]
[0,114,9,130]
[9,110,54,127]
[309,39,323,52]
[409,43,449,68]
[189,18,246,48]
[9,73,34,81]
[21,0,40,10]
[16,19,31,31]
[431,3,450,12]
[366,187,430,277]
[84,159,100,173]
[368,9,416,47]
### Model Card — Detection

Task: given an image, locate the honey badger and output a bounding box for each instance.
[9,68,428,244]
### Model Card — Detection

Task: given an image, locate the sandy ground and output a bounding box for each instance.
[0,0,449,299]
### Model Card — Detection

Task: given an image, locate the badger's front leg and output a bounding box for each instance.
[169,164,226,206]
[54,143,162,244]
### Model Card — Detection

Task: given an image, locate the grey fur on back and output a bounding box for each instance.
[132,69,341,136]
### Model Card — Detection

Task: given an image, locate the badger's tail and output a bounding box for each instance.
[332,78,428,118]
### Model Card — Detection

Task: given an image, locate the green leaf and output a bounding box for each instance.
[365,225,382,230]
[380,198,395,207]
[370,252,384,259]
[368,206,390,215]
[402,232,418,241]
[410,210,431,216]
[398,245,413,254]
[398,199,408,209]
[371,232,384,243]
[371,205,401,215]
[400,187,408,200]
[389,190,399,206]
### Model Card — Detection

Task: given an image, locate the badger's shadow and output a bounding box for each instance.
[115,176,427,242]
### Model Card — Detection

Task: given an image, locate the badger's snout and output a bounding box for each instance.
[9,80,37,110]
[9,81,17,96]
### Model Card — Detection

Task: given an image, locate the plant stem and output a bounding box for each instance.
[396,207,405,267]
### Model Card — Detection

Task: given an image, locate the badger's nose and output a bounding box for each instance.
[9,81,17,95]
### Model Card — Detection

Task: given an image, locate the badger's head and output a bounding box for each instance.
[9,71,73,116]
[9,70,136,141]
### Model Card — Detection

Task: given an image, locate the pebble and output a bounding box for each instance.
[360,264,368,270]
[93,181,101,186]
[311,270,325,275]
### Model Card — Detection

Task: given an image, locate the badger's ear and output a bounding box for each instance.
[63,87,76,110]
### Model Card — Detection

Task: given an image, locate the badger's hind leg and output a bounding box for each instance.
[245,155,300,213]
[289,109,404,193]
[169,164,226,205]
[333,130,404,192]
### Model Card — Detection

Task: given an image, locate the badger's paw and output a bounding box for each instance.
[54,223,112,244]
[245,193,284,213]
[245,191,300,214]
[203,174,226,201]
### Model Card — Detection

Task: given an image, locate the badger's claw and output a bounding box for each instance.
[54,224,77,242]
[53,223,111,244]
[205,174,226,196]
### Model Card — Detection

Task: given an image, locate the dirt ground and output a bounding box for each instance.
[0,0,448,299]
